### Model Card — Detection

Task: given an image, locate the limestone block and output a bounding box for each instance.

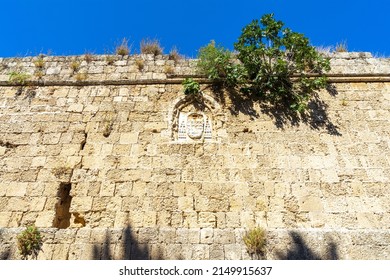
[264,181,275,196]
[75,227,92,242]
[175,228,189,244]
[69,196,93,212]
[0,183,7,197]
[113,212,129,228]
[127,211,144,227]
[6,197,29,211]
[68,243,95,260]
[178,197,194,211]
[200,228,214,244]
[191,244,209,260]
[226,212,241,227]
[224,244,242,260]
[59,144,80,156]
[35,211,55,227]
[182,211,197,228]
[188,228,200,244]
[0,146,6,156]
[114,182,132,197]
[106,169,152,182]
[158,227,176,244]
[165,244,184,260]
[67,103,84,113]
[268,197,285,211]
[172,182,186,197]
[112,144,132,155]
[194,196,209,211]
[119,132,139,144]
[29,197,47,211]
[214,229,235,244]
[209,244,225,260]
[266,212,284,228]
[300,196,324,212]
[214,212,226,229]
[37,243,54,260]
[321,169,340,183]
[46,66,61,75]
[121,197,140,212]
[356,213,381,229]
[198,212,216,228]
[0,212,12,227]
[42,133,62,144]
[100,182,115,197]
[31,156,46,167]
[52,244,70,259]
[90,228,108,244]
[240,212,255,228]
[6,183,27,197]
[254,212,268,228]
[138,228,158,243]
[143,211,157,227]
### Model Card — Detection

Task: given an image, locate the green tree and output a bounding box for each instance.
[197,40,244,88]
[197,14,331,112]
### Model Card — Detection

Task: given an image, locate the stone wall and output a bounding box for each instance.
[0,53,390,259]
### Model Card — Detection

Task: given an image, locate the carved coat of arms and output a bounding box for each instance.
[177,112,212,142]
[186,113,204,139]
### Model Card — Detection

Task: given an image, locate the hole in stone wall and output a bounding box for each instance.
[53,182,73,229]
[73,213,86,227]
[80,132,87,150]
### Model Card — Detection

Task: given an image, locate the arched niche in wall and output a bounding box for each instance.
[169,93,225,143]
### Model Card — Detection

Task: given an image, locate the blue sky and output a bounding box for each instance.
[1,0,389,58]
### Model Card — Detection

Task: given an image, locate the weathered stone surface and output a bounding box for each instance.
[0,53,390,259]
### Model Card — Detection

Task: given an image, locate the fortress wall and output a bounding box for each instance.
[0,53,390,259]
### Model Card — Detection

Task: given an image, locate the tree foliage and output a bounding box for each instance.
[182,78,200,95]
[197,14,331,112]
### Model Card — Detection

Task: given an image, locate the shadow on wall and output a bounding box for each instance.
[0,230,12,260]
[92,225,154,260]
[276,231,339,260]
[212,83,341,136]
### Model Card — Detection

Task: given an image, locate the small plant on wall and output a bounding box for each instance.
[140,38,163,56]
[70,60,80,72]
[116,38,131,56]
[33,57,45,69]
[182,78,201,95]
[243,227,267,259]
[9,71,31,85]
[17,224,43,260]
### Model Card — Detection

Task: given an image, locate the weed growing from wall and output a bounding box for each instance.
[335,41,348,52]
[17,225,43,260]
[75,72,88,81]
[140,38,163,56]
[70,60,80,72]
[135,59,145,71]
[243,227,267,259]
[33,57,45,68]
[84,53,94,63]
[105,55,116,65]
[164,65,174,75]
[8,71,31,85]
[168,47,182,64]
[116,38,131,56]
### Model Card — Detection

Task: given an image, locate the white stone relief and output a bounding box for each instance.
[169,93,224,143]
[177,112,212,142]
[187,113,204,139]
